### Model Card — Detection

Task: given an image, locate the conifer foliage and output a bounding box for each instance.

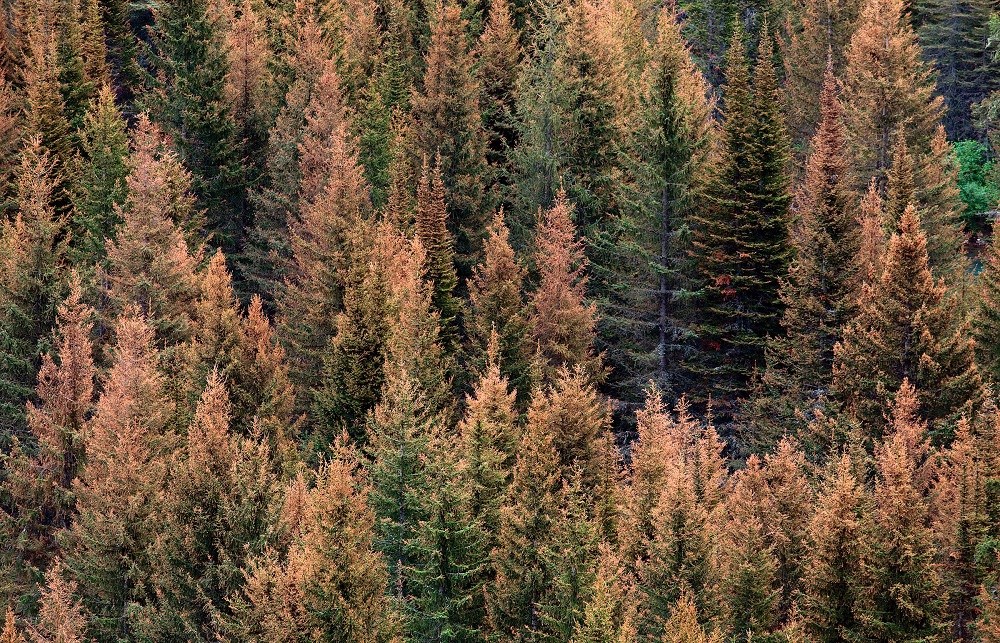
[0,0,998,638]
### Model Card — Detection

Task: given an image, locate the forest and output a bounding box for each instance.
[1,0,1000,638]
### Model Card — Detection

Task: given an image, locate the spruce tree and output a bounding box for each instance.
[749,67,856,443]
[63,308,172,640]
[144,0,246,267]
[527,190,603,385]
[833,205,981,440]
[596,7,716,401]
[476,0,522,194]
[782,0,861,150]
[465,210,530,396]
[859,411,944,641]
[0,276,94,599]
[800,453,866,643]
[841,0,943,194]
[103,116,202,346]
[133,372,281,640]
[976,219,1000,383]
[688,27,791,411]
[231,452,401,641]
[0,137,67,445]
[70,85,129,266]
[415,157,462,355]
[411,1,489,276]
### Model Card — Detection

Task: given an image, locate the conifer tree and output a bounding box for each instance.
[411,1,489,275]
[660,592,722,643]
[976,219,1000,384]
[916,0,1000,140]
[486,400,562,638]
[20,15,73,200]
[311,224,394,446]
[32,561,87,643]
[459,331,519,551]
[220,0,275,201]
[415,157,462,354]
[833,205,981,439]
[0,72,20,201]
[750,67,856,442]
[571,545,635,643]
[715,457,782,640]
[476,0,522,193]
[597,7,717,401]
[465,210,529,394]
[70,85,129,265]
[0,137,67,444]
[134,372,281,640]
[782,0,860,149]
[144,0,246,264]
[277,88,369,411]
[0,276,94,596]
[508,0,571,235]
[859,411,944,641]
[527,190,602,384]
[558,0,622,232]
[800,453,866,642]
[103,116,202,346]
[0,608,23,643]
[840,0,943,194]
[63,308,171,640]
[689,26,791,409]
[240,19,338,306]
[366,237,453,597]
[232,451,401,641]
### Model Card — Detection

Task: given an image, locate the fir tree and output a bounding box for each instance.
[749,67,856,443]
[0,276,94,598]
[833,205,981,440]
[840,0,943,195]
[459,331,519,552]
[103,116,202,346]
[976,219,1000,384]
[476,0,522,194]
[689,27,792,411]
[276,86,369,414]
[597,7,717,401]
[782,0,861,150]
[415,157,462,355]
[232,451,401,641]
[0,137,67,445]
[144,0,246,268]
[69,85,129,266]
[62,308,172,640]
[527,190,603,385]
[411,1,489,276]
[859,409,944,641]
[134,372,281,640]
[465,210,530,396]
[800,453,867,642]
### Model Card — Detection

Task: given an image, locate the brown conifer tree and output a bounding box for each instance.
[752,67,857,441]
[277,74,370,408]
[800,453,867,642]
[415,156,461,353]
[782,0,860,149]
[103,116,202,345]
[527,190,602,384]
[833,205,981,439]
[32,561,87,643]
[476,0,522,191]
[0,275,94,594]
[63,308,172,640]
[840,0,948,216]
[232,450,401,640]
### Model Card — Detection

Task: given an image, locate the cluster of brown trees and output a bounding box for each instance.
[1,0,1000,638]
